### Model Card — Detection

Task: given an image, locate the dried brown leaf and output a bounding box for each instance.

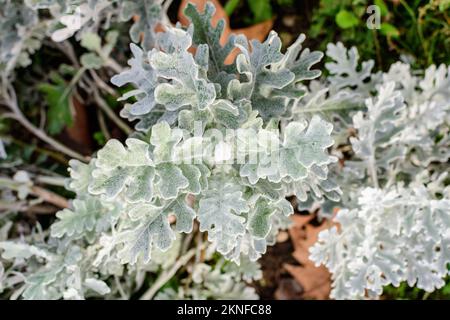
[283,214,334,299]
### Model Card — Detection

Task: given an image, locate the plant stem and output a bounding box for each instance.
[114,275,128,300]
[372,29,382,68]
[106,58,124,74]
[140,246,200,300]
[399,0,428,59]
[195,230,203,263]
[97,109,111,141]
[89,70,117,96]
[35,175,66,187]
[93,89,132,135]
[369,158,379,189]
[293,102,362,114]
[2,85,87,161]
[9,137,69,165]
[0,176,69,209]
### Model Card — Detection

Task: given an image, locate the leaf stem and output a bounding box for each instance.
[92,89,132,135]
[294,102,362,114]
[140,245,204,300]
[97,109,111,141]
[35,175,66,187]
[399,0,428,59]
[368,158,379,189]
[1,85,87,161]
[30,185,69,208]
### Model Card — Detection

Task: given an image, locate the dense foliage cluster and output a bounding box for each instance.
[306,44,450,298]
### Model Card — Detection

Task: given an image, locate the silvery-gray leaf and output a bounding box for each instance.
[325,42,375,94]
[198,179,249,255]
[117,204,175,264]
[111,44,158,117]
[184,2,237,81]
[310,185,450,299]
[150,27,216,111]
[51,197,119,239]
